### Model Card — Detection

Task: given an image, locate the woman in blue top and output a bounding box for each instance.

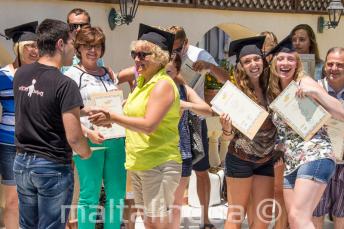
[0,21,38,229]
[165,53,213,229]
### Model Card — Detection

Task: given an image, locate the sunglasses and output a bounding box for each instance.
[130,51,152,60]
[172,40,186,54]
[69,23,89,31]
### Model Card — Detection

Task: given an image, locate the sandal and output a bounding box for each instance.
[200,223,216,229]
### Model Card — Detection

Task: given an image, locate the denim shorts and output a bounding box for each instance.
[0,144,16,185]
[193,119,210,172]
[182,158,192,177]
[225,152,274,178]
[284,158,336,189]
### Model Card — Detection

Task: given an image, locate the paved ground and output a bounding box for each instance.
[134,204,335,229]
[0,204,334,228]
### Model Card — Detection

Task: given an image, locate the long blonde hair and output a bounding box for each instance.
[267,52,305,102]
[13,41,35,59]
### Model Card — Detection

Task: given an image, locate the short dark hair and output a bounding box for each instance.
[168,26,187,41]
[37,19,70,56]
[67,8,91,24]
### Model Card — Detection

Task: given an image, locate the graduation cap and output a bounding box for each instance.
[4,21,38,43]
[228,36,266,62]
[265,35,295,57]
[138,23,175,55]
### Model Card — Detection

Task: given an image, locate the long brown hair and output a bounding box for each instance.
[290,24,322,64]
[267,52,305,102]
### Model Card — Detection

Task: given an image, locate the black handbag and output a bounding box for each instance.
[187,111,205,165]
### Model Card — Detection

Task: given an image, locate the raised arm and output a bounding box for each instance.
[192,60,229,84]
[182,84,212,116]
[298,76,344,120]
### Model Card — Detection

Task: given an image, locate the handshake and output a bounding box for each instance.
[82,106,113,127]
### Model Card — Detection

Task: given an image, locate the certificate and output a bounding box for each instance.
[91,90,126,139]
[300,54,315,78]
[210,80,269,140]
[180,57,207,88]
[326,118,344,162]
[269,81,331,141]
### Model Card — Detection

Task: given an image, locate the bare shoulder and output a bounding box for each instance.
[151,79,174,96]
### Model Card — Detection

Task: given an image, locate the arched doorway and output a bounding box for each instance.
[196,23,256,102]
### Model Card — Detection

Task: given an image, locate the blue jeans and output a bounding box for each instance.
[0,144,16,185]
[13,153,74,229]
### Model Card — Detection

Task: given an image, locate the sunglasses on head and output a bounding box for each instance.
[69,23,89,31]
[130,51,152,60]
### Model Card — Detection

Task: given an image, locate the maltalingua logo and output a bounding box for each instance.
[18,79,44,97]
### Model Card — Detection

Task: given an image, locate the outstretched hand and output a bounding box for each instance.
[88,108,112,126]
[192,60,211,73]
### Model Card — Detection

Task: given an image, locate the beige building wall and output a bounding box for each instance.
[0,0,344,71]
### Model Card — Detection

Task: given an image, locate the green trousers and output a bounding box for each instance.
[74,138,126,229]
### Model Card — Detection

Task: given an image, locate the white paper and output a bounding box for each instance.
[92,91,126,139]
[300,54,315,78]
[326,118,344,161]
[210,80,269,140]
[269,81,331,141]
[180,57,207,88]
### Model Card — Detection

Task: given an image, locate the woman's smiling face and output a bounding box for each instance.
[275,52,298,80]
[240,54,264,80]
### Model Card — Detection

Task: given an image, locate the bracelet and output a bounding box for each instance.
[222,128,234,136]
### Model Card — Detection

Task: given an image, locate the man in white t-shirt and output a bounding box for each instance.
[313,47,344,229]
[168,26,228,229]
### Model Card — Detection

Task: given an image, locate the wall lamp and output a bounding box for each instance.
[108,0,139,30]
[318,0,344,33]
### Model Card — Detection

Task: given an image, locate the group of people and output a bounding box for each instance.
[0,7,343,229]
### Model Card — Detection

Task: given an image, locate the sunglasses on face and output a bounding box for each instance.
[24,43,38,50]
[130,51,152,60]
[69,23,89,31]
[172,40,185,54]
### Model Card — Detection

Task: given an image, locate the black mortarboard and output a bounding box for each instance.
[228,36,266,62]
[266,35,295,56]
[138,23,175,55]
[4,21,38,43]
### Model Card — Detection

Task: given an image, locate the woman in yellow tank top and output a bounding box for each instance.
[89,24,182,228]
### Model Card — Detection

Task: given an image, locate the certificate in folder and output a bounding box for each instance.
[210,80,269,140]
[300,54,315,78]
[269,81,331,141]
[180,57,205,88]
[326,118,344,162]
[91,90,126,139]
